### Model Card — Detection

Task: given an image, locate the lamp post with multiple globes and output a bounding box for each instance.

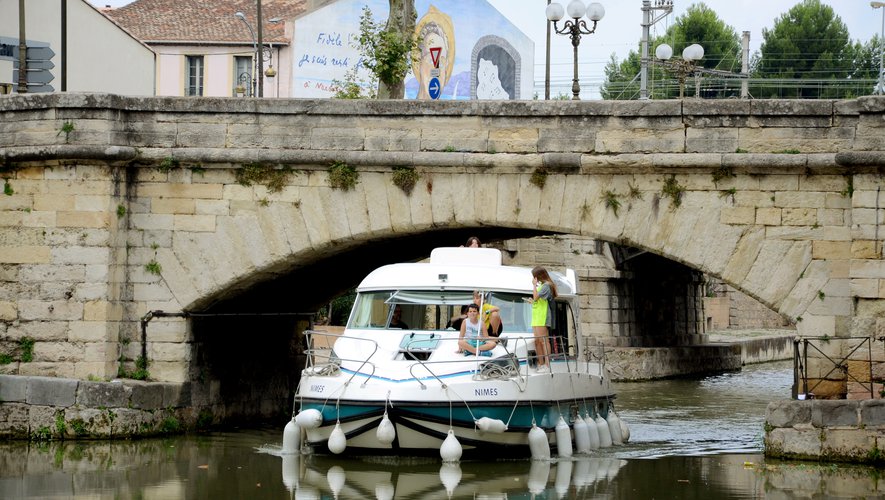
[545,1,605,100]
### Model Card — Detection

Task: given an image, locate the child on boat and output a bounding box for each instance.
[456,303,496,356]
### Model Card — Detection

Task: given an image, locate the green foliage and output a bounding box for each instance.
[628,183,642,200]
[19,337,34,363]
[158,156,180,173]
[355,6,418,97]
[116,204,126,218]
[159,415,181,434]
[818,290,826,301]
[602,3,741,99]
[752,0,856,98]
[841,176,854,198]
[661,175,686,208]
[443,146,456,152]
[145,260,162,275]
[58,121,75,143]
[529,168,548,189]
[711,166,735,184]
[70,419,87,436]
[774,149,801,154]
[31,426,51,441]
[331,66,378,99]
[189,165,206,175]
[3,180,12,196]
[235,163,292,194]
[735,148,748,153]
[0,353,12,364]
[603,190,622,216]
[322,289,357,326]
[197,410,213,429]
[328,161,359,191]
[55,413,66,435]
[720,187,737,202]
[391,166,420,195]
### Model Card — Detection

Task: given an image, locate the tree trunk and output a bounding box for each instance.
[377,0,415,99]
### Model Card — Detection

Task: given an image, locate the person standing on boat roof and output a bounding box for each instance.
[529,266,557,372]
[389,305,409,329]
[473,290,503,337]
[456,303,495,356]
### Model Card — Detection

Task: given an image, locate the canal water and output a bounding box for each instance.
[1,361,882,499]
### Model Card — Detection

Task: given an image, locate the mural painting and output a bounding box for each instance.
[291,0,533,100]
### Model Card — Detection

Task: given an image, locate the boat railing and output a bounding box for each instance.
[303,329,379,385]
[404,334,588,389]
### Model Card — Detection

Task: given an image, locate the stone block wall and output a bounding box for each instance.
[765,399,885,463]
[0,374,203,439]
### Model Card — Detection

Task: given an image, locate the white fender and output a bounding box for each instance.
[573,416,591,453]
[555,416,573,458]
[376,412,395,445]
[281,454,300,491]
[326,466,345,498]
[375,481,395,500]
[619,415,631,443]
[555,459,573,498]
[328,422,347,454]
[440,430,462,462]
[476,417,507,433]
[527,460,551,494]
[439,463,462,496]
[594,414,612,448]
[606,409,623,445]
[294,409,323,429]
[528,424,550,460]
[282,419,301,455]
[584,413,600,450]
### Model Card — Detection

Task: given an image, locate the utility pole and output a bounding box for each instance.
[639,0,673,100]
[545,0,551,100]
[17,0,27,93]
[257,0,264,97]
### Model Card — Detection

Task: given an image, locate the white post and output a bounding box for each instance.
[741,31,750,99]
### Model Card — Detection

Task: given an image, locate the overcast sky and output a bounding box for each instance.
[91,0,884,98]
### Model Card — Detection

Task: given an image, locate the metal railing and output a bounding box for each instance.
[792,336,883,400]
[302,330,605,390]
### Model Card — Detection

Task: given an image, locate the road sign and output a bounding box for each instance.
[25,46,54,61]
[14,68,54,84]
[15,59,55,70]
[429,47,441,69]
[428,77,441,100]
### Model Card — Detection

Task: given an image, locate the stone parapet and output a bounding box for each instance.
[765,399,885,464]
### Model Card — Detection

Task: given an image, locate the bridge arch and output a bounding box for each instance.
[1,94,882,414]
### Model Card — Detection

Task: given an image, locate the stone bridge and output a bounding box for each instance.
[1,94,884,420]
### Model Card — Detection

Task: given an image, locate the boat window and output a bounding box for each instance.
[347,290,535,333]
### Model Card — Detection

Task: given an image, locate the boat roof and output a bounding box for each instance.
[357,247,577,296]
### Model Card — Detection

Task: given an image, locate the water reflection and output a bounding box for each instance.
[2,363,884,499]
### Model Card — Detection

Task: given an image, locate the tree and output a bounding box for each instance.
[344,3,416,99]
[751,0,854,98]
[601,3,741,100]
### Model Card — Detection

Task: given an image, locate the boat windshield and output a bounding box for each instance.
[347,290,534,334]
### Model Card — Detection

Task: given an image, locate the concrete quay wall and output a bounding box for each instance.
[765,399,885,464]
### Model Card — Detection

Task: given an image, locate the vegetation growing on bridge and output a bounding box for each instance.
[235,162,293,193]
[391,166,420,195]
[604,190,622,216]
[529,168,548,189]
[57,121,75,144]
[328,161,359,191]
[661,175,686,208]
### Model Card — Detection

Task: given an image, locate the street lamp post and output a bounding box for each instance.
[873,1,885,95]
[235,11,258,97]
[546,1,605,100]
[654,43,704,99]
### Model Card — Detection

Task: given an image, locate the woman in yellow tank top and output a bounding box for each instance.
[530,266,557,372]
